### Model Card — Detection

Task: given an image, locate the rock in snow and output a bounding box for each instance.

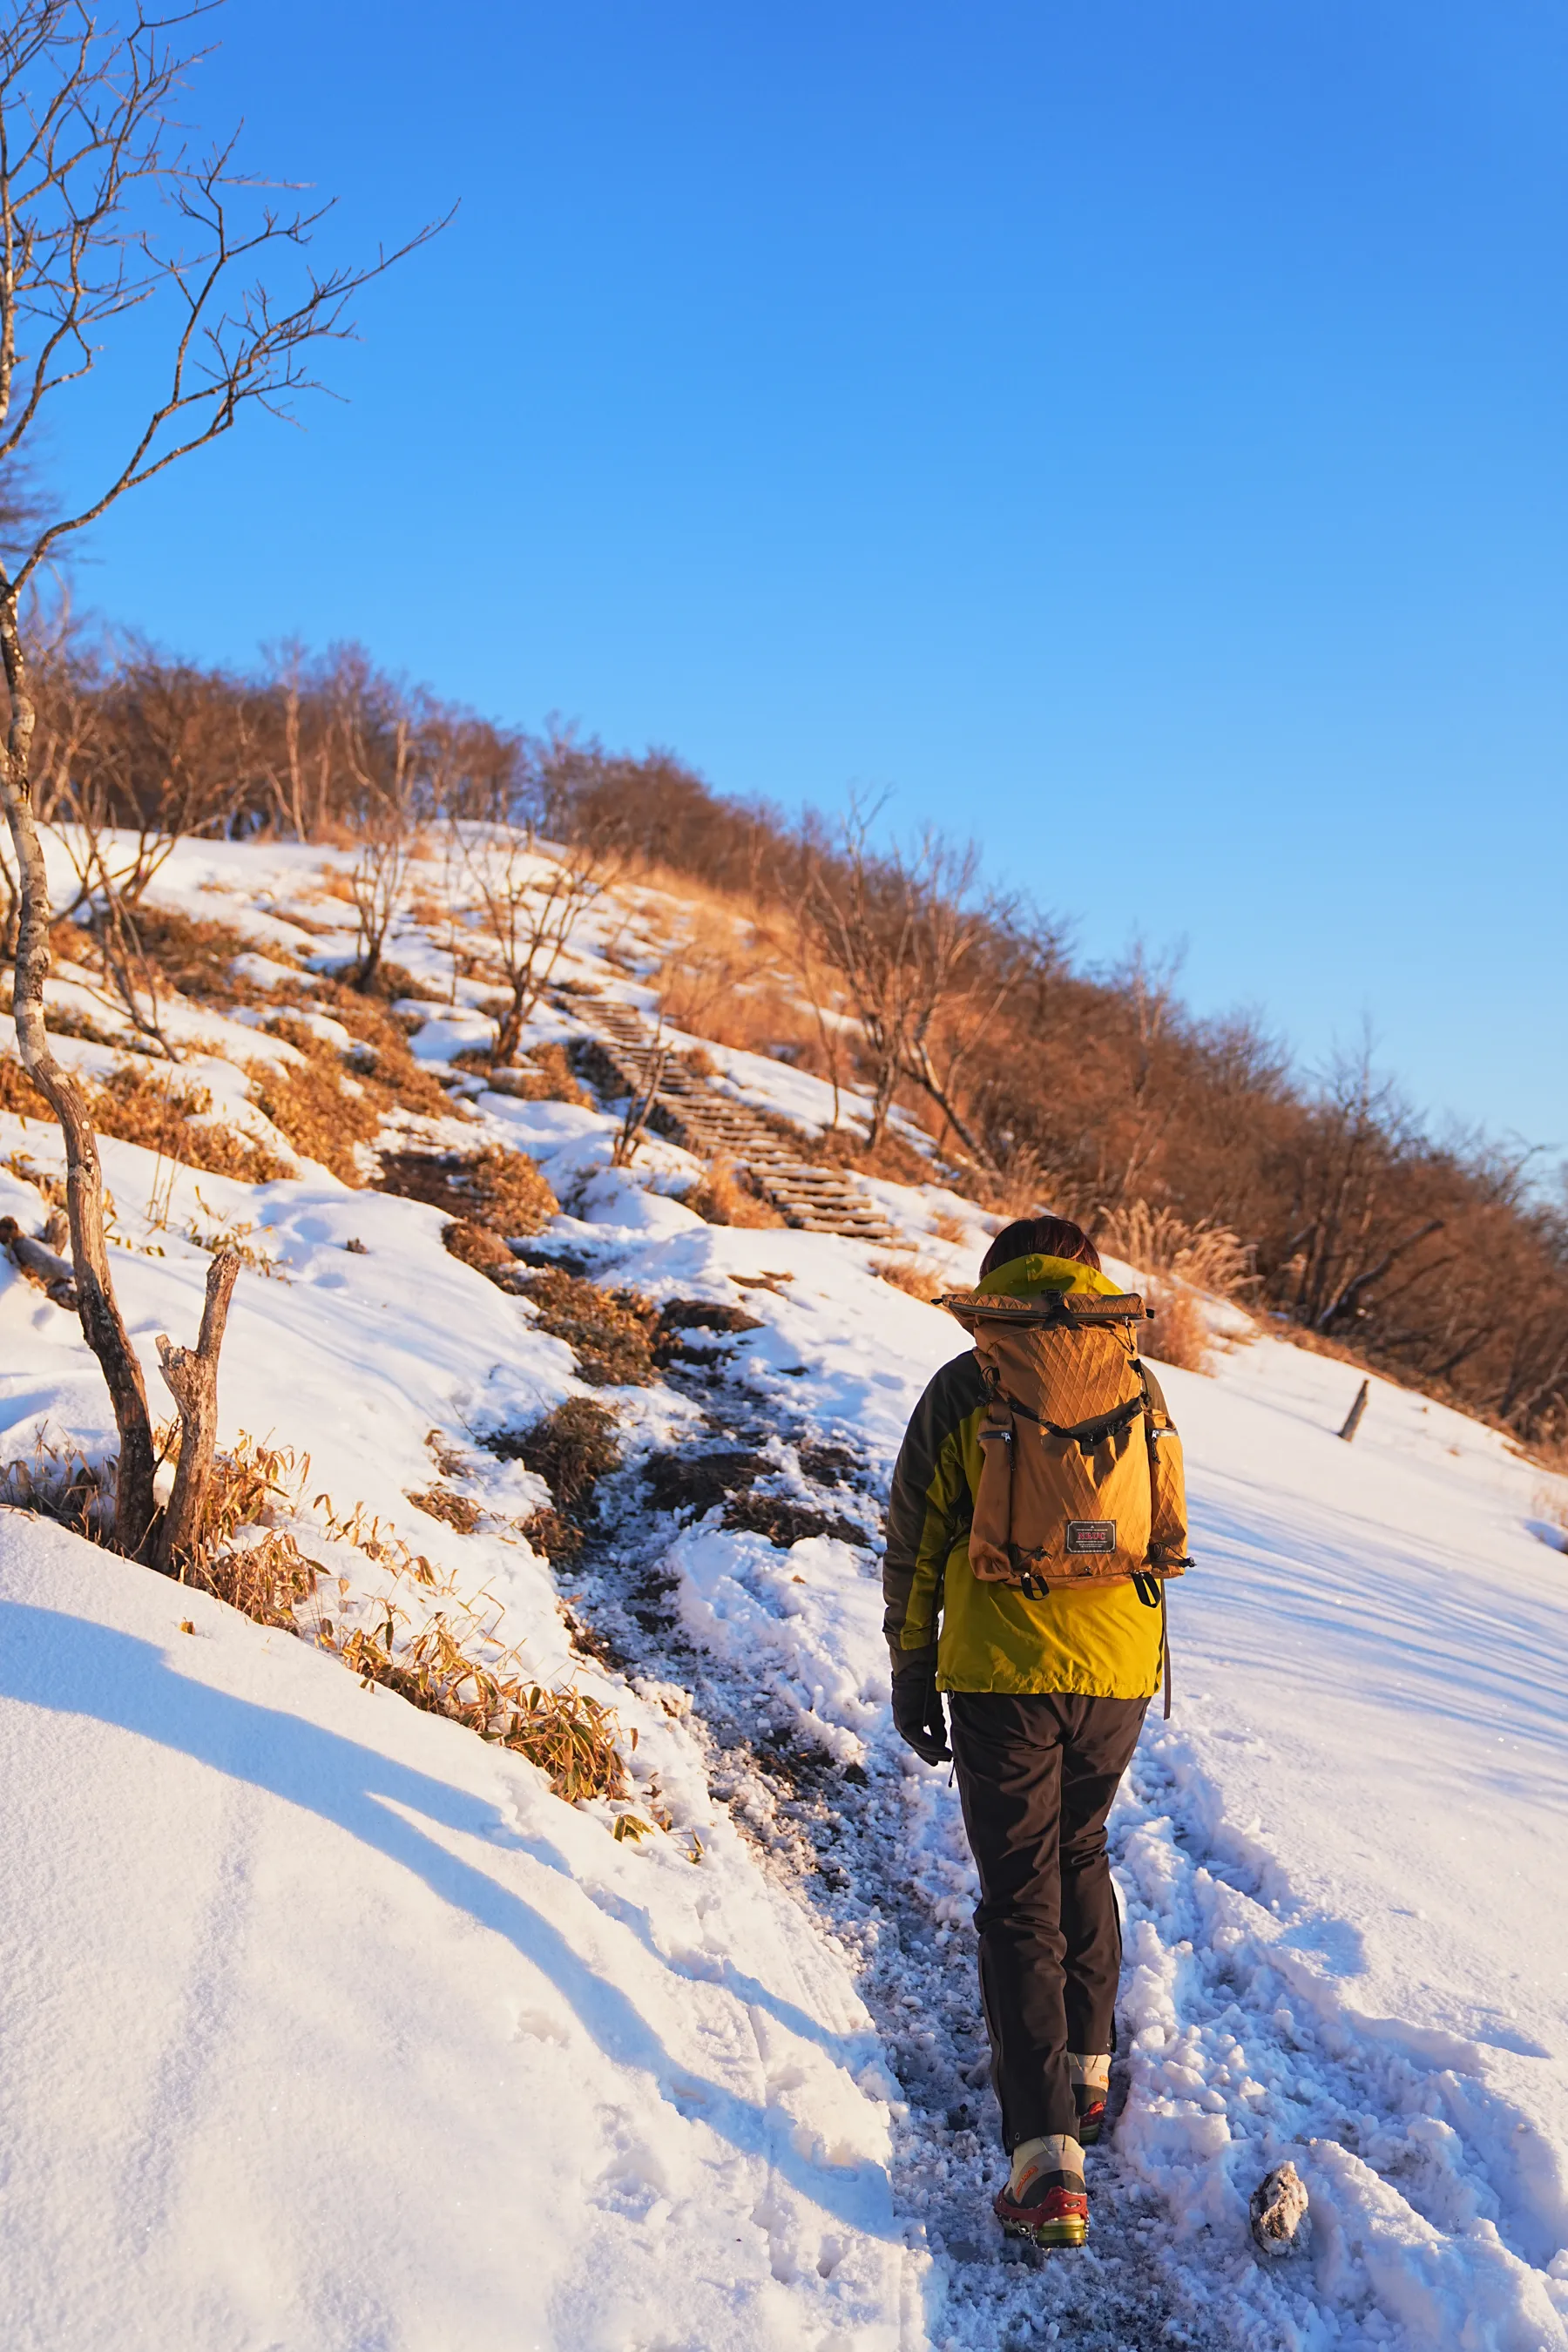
[1250,2159,1312,2255]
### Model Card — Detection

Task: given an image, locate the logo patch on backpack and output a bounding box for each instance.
[1064,1519,1117,1556]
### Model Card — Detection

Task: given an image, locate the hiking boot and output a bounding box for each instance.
[992,2133,1089,2249]
[1070,2052,1112,2147]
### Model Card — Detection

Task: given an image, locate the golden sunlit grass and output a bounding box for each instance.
[685,1156,787,1229]
[0,1422,636,1812]
[871,1253,945,1301]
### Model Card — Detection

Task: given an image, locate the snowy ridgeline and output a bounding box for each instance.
[1,834,1566,2352]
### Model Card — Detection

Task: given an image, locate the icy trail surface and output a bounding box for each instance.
[2,835,1566,2350]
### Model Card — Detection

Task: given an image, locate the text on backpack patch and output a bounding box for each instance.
[1064,1519,1117,1555]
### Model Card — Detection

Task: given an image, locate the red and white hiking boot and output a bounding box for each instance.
[1070,2052,1112,2147]
[992,2133,1089,2249]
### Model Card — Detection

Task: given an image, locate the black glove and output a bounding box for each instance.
[891,1659,950,1764]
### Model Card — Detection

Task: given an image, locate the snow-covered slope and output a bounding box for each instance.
[3,834,1567,2350]
[0,1513,915,2351]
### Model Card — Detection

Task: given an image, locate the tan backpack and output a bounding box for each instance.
[939,1288,1190,1599]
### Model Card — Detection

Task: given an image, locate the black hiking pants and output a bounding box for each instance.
[948,1691,1147,2150]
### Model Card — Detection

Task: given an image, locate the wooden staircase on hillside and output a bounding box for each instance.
[581,1000,901,1244]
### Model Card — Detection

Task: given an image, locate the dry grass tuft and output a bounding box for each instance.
[517,1267,659,1386]
[487,1043,591,1108]
[0,1434,111,1541]
[3,1053,287,1182]
[3,1149,65,1206]
[405,1484,482,1534]
[1141,1284,1211,1375]
[485,1396,622,1558]
[93,1064,289,1183]
[378,1145,557,1238]
[685,1156,787,1229]
[253,989,456,1180]
[186,1530,321,1626]
[0,1057,51,1119]
[488,1395,622,1501]
[443,1217,521,1279]
[337,1611,628,1803]
[1096,1200,1255,1301]
[250,1027,379,1179]
[130,907,272,1007]
[872,1253,945,1301]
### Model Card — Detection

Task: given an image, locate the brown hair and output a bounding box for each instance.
[978,1214,1102,1281]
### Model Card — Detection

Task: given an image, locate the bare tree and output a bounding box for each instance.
[460,824,620,1064]
[348,828,410,993]
[801,802,1004,1158]
[0,0,445,1553]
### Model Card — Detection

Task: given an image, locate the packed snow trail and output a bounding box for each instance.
[527,1193,1568,2352]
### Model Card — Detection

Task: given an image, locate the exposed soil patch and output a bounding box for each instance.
[796,1441,866,1488]
[657,1298,765,1335]
[719,1491,870,1549]
[640,1448,765,1518]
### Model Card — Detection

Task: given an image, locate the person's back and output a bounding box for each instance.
[883,1212,1190,2248]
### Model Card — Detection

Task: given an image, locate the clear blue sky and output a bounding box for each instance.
[54,2,1568,1159]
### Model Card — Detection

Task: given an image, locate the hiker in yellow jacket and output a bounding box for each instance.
[883,1213,1190,2250]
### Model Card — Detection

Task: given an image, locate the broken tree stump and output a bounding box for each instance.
[1338,1378,1369,1443]
[154,1251,241,1573]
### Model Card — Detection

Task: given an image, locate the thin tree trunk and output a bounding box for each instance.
[0,596,159,1556]
[155,1250,241,1572]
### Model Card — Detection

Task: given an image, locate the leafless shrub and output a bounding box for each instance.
[348,832,411,993]
[459,827,621,1062]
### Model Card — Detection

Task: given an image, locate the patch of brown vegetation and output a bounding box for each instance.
[0,1434,110,1540]
[484,1042,592,1107]
[640,1447,763,1517]
[442,1217,520,1279]
[132,906,273,1007]
[339,1614,629,1802]
[518,1267,659,1386]
[685,1156,787,1228]
[404,1484,483,1534]
[483,1396,623,1559]
[1141,1285,1211,1375]
[0,1056,50,1119]
[83,1063,291,1183]
[720,1491,869,1548]
[378,1144,557,1237]
[248,1028,379,1181]
[871,1254,944,1301]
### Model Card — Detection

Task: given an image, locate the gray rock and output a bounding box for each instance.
[1250,2159,1311,2256]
